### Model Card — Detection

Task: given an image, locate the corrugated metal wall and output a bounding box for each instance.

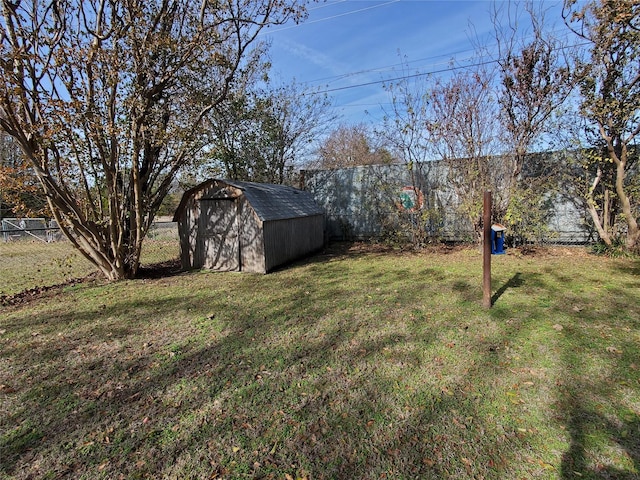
[303,163,465,240]
[303,160,592,244]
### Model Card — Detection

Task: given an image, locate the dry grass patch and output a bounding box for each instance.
[0,239,179,298]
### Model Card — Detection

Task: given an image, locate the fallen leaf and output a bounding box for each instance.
[538,460,555,470]
[552,324,563,331]
[441,386,454,396]
[606,346,622,354]
[232,446,240,453]
[452,417,467,429]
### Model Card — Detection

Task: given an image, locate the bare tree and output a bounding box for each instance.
[378,59,433,169]
[376,62,454,246]
[495,1,574,172]
[0,0,304,279]
[563,0,640,252]
[208,81,334,184]
[493,1,576,244]
[427,66,504,241]
[315,124,395,169]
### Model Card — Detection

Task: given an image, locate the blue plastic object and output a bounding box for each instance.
[491,224,506,254]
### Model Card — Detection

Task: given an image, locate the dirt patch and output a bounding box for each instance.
[326,240,472,256]
[0,273,100,307]
[513,245,592,258]
[136,258,182,279]
[323,241,592,259]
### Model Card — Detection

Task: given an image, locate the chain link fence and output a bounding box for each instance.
[1,218,64,243]
[2,218,178,243]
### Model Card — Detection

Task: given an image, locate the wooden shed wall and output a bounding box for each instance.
[238,206,266,273]
[263,214,325,272]
[177,196,198,269]
[177,179,325,273]
[177,182,251,271]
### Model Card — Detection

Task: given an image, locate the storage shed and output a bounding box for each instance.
[173,179,325,273]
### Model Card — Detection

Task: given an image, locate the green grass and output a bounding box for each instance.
[0,239,179,296]
[1,242,639,479]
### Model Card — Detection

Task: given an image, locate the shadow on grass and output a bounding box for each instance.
[491,272,524,306]
[557,267,640,480]
[0,260,537,479]
[2,250,640,478]
[561,403,640,479]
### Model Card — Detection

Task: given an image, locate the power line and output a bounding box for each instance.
[303,26,579,87]
[266,0,401,34]
[266,0,581,94]
[315,58,497,94]
[310,39,590,96]
[307,0,349,12]
[305,47,480,85]
[265,1,591,111]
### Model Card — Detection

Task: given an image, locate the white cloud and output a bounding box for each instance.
[271,37,349,81]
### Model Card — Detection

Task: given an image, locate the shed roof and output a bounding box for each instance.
[173,179,324,222]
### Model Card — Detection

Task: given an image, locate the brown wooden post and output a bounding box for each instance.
[483,191,492,309]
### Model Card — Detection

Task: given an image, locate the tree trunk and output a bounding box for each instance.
[586,200,612,246]
[606,134,639,252]
[586,163,612,245]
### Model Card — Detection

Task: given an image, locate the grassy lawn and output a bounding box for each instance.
[1,242,639,479]
[0,239,179,297]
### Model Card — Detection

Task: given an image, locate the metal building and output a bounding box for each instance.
[302,156,592,244]
[173,179,325,273]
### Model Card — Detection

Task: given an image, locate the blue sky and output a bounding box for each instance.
[262,0,569,126]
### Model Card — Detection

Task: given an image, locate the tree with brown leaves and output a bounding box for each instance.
[564,0,640,252]
[0,0,304,279]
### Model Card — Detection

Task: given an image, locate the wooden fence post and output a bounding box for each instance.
[483,191,492,309]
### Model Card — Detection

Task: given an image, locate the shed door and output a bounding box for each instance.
[199,199,240,271]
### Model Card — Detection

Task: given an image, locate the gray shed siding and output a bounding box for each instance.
[175,179,324,273]
[239,211,266,273]
[198,198,241,271]
[263,214,325,272]
[176,181,248,271]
